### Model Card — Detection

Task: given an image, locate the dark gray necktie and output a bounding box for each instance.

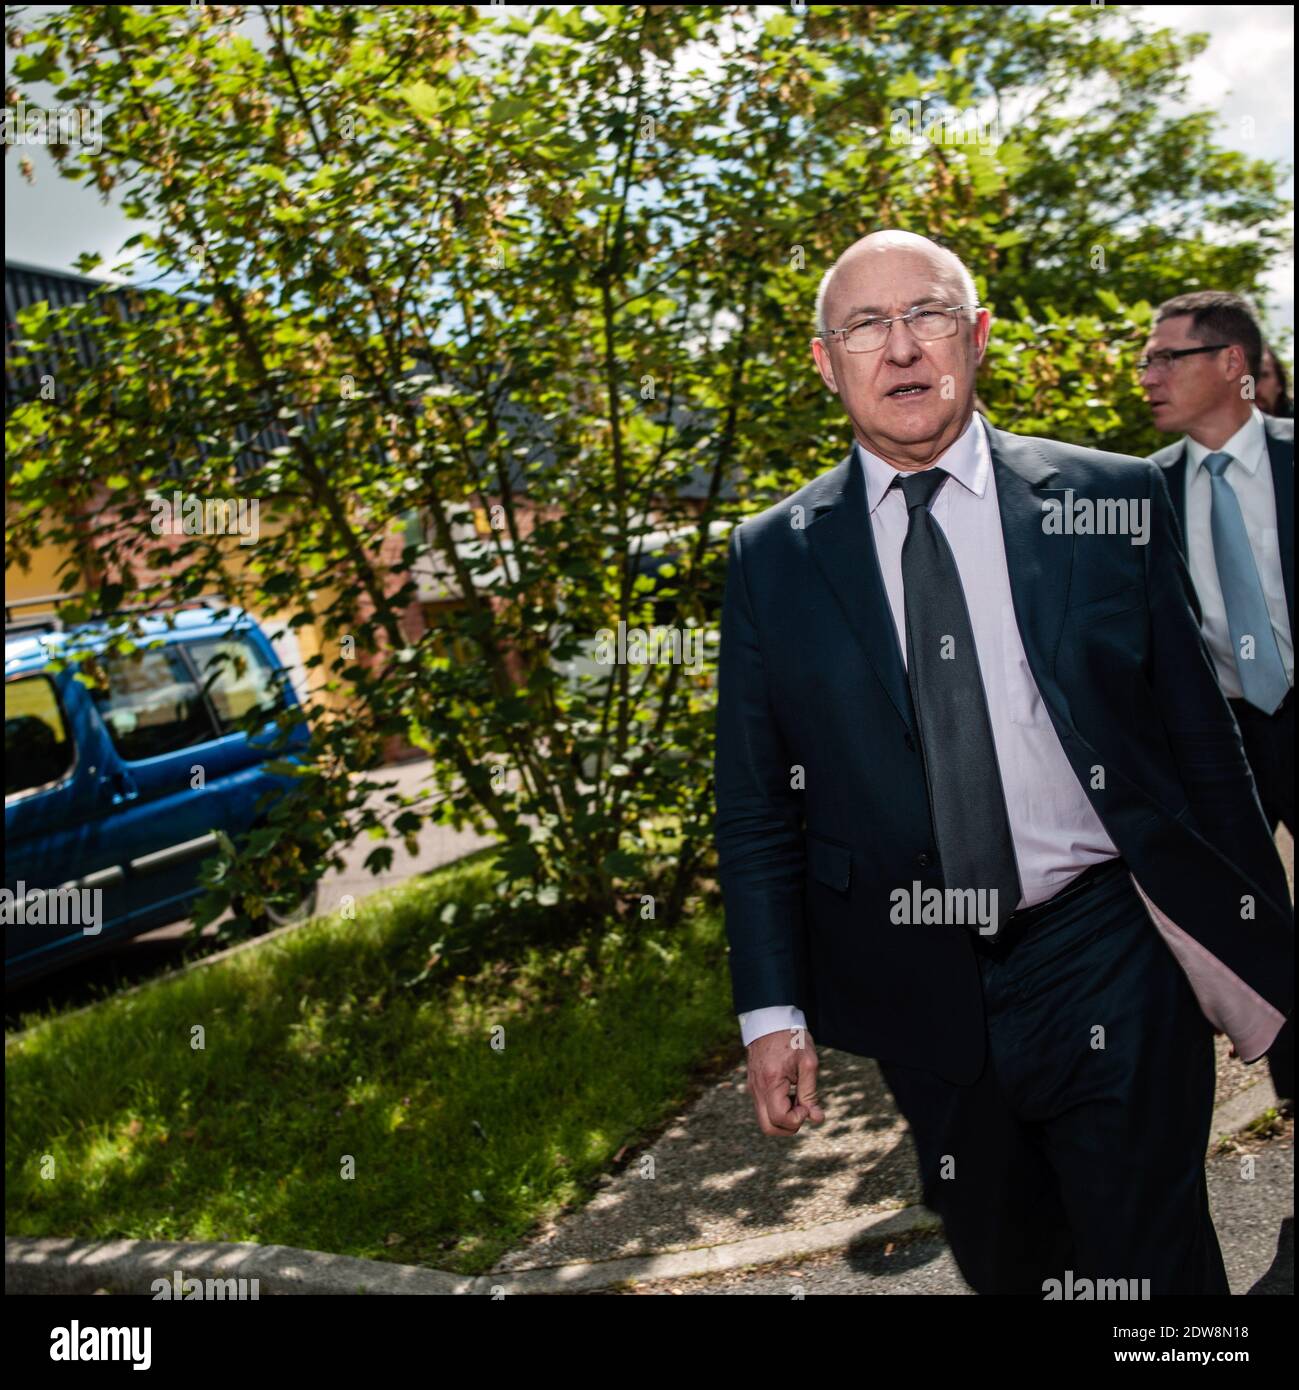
[892,467,1021,936]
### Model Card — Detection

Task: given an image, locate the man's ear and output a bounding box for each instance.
[973,308,992,365]
[811,337,839,395]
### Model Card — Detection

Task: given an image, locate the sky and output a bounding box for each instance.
[4,4,1294,344]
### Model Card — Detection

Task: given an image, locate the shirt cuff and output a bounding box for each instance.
[738,1004,809,1047]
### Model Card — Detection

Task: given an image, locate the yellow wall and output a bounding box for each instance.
[4,534,73,623]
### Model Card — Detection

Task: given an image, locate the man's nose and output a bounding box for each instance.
[884,322,922,363]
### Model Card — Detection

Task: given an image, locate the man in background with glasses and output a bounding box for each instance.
[1144,291,1295,1109]
[714,230,1292,1295]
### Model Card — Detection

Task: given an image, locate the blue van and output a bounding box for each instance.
[4,603,314,986]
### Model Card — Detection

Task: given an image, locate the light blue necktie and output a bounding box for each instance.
[1202,450,1289,714]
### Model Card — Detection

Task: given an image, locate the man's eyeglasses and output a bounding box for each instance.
[818,304,972,353]
[1136,344,1230,374]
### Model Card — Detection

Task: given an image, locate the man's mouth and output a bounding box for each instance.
[885,382,930,399]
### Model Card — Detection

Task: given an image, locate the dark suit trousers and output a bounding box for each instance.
[1228,687,1295,1105]
[878,859,1229,1296]
[1230,687,1296,837]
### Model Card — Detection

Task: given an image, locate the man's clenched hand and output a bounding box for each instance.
[747,1027,826,1135]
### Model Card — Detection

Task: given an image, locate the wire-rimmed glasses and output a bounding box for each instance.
[817,304,973,353]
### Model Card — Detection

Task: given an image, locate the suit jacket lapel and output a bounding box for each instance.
[986,423,1074,688]
[1168,450,1188,552]
[1263,416,1295,638]
[803,450,915,733]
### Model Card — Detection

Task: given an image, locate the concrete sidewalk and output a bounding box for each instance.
[577,1123,1294,1295]
[569,1075,1294,1296]
[489,1036,1288,1284]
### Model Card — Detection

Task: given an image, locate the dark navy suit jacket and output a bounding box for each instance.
[714,415,1293,1085]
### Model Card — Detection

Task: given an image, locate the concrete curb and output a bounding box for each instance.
[5,1204,941,1297]
[8,1073,1283,1296]
[4,1235,470,1296]
[1210,1074,1283,1142]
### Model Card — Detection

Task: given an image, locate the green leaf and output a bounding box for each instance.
[600,849,640,879]
[398,80,449,120]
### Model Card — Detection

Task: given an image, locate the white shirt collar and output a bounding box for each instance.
[854,411,989,515]
[1185,406,1266,477]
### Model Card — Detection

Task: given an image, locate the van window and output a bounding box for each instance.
[185,635,284,733]
[5,675,75,797]
[91,647,218,760]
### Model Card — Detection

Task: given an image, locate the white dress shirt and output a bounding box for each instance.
[738,413,1118,1047]
[1181,407,1293,700]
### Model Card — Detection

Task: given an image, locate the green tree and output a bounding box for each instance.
[6,4,1289,936]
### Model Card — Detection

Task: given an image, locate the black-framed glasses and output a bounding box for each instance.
[818,304,972,353]
[1136,344,1231,374]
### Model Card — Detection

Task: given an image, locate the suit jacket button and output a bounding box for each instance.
[917,852,932,868]
[904,731,916,751]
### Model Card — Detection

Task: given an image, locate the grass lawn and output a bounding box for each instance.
[4,848,740,1275]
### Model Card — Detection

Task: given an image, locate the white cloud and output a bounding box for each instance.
[1133,5,1293,343]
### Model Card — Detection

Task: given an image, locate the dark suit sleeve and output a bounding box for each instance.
[713,524,808,1013]
[1142,461,1290,914]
